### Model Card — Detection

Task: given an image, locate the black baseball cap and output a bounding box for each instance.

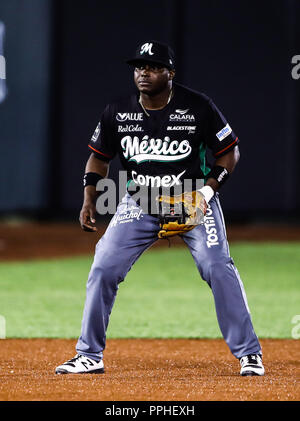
[126,40,175,70]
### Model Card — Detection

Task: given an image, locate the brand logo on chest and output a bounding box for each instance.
[169,108,195,122]
[167,125,196,134]
[116,113,143,122]
[121,135,192,163]
[131,169,186,188]
[118,124,144,133]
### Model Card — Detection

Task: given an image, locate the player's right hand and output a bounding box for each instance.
[79,203,97,232]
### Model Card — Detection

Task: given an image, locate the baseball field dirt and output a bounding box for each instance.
[1,222,300,261]
[0,223,299,401]
[0,338,299,401]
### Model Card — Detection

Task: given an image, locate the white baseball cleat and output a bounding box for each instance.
[55,354,104,374]
[239,354,265,376]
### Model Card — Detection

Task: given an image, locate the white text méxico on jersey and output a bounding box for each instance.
[121,135,192,163]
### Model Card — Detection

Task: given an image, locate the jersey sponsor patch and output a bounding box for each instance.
[167,125,196,134]
[204,205,219,248]
[216,123,232,141]
[175,109,189,114]
[111,205,143,227]
[116,113,143,122]
[131,169,186,188]
[169,111,195,121]
[118,124,144,133]
[121,135,192,163]
[91,122,101,142]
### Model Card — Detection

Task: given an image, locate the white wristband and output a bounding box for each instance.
[198,185,215,203]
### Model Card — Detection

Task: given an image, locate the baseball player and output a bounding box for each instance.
[56,41,264,376]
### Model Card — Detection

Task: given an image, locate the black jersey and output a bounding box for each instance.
[88,83,238,190]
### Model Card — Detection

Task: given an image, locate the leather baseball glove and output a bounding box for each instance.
[156,190,207,239]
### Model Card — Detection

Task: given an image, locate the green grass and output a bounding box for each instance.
[0,243,299,338]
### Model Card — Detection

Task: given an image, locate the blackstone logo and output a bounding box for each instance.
[121,135,192,163]
[116,113,143,122]
[131,169,186,188]
[167,125,196,134]
[118,124,144,133]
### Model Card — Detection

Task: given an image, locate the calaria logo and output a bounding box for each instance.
[170,109,195,122]
[116,113,143,122]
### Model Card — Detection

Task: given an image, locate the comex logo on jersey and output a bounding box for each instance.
[131,169,186,188]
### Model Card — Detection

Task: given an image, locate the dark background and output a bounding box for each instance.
[0,0,299,223]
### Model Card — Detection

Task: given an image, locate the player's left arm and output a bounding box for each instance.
[199,97,241,203]
[205,145,240,192]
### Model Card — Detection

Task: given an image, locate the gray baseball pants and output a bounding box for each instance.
[76,193,261,361]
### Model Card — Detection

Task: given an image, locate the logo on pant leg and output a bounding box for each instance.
[111,205,143,227]
[204,205,219,248]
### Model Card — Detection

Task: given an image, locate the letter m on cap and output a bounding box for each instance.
[140,43,154,56]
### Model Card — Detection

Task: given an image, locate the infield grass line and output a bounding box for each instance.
[0,242,299,338]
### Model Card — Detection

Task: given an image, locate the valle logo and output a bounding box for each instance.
[116,113,143,122]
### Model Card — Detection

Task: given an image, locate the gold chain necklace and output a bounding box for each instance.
[139,89,173,117]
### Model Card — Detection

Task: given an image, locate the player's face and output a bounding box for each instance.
[134,63,174,95]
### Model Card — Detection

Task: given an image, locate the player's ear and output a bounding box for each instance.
[168,70,175,80]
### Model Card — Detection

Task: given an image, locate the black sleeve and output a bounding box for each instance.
[88,104,117,162]
[204,99,239,158]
